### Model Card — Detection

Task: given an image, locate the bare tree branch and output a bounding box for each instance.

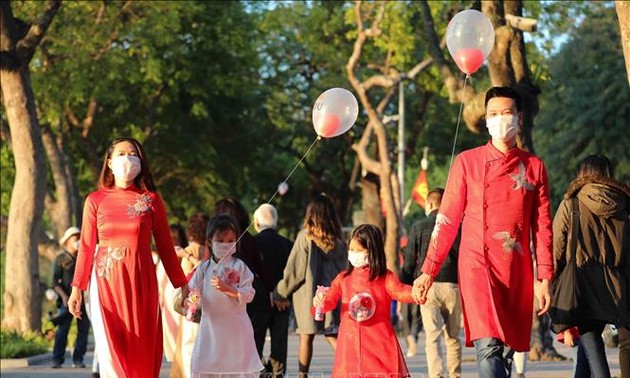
[82,98,97,137]
[505,14,537,32]
[15,0,61,63]
[418,0,461,103]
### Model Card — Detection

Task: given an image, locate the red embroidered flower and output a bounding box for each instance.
[127,194,152,217]
[224,268,240,285]
[360,297,372,309]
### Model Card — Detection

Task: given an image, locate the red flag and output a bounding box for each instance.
[411,169,429,208]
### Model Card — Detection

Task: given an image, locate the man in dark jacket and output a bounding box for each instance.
[402,188,462,378]
[253,204,294,377]
[51,227,90,369]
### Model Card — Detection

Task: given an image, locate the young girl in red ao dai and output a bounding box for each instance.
[312,224,418,377]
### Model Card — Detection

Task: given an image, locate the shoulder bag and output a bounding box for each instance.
[549,197,581,334]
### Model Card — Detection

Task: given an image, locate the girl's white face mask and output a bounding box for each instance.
[110,155,141,181]
[212,241,236,260]
[486,115,519,142]
[348,250,369,268]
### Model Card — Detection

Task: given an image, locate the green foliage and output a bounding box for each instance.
[5,0,619,239]
[0,142,15,217]
[0,329,49,358]
[535,2,630,208]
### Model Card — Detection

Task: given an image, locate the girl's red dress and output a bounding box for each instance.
[318,267,414,377]
[72,186,187,377]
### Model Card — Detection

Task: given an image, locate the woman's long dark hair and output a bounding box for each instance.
[344,224,387,281]
[577,154,614,178]
[98,137,156,191]
[304,193,342,251]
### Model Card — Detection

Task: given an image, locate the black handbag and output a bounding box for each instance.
[549,197,581,334]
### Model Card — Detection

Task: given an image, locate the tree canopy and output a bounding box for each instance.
[1,0,628,331]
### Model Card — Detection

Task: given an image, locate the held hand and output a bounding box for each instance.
[181,285,190,302]
[412,273,434,304]
[537,279,552,316]
[61,294,69,308]
[563,330,575,347]
[67,287,82,319]
[211,276,236,296]
[312,292,324,308]
[273,300,290,311]
[174,246,188,259]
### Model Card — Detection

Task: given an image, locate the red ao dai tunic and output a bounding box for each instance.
[421,142,553,351]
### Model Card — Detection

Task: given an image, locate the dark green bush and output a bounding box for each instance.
[0,329,49,358]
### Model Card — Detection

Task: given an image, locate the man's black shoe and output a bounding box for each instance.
[51,363,62,368]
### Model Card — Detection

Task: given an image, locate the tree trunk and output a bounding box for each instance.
[42,125,74,239]
[0,69,47,332]
[1,0,60,332]
[360,175,385,230]
[616,1,630,85]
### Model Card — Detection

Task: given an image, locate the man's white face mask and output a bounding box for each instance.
[486,114,519,142]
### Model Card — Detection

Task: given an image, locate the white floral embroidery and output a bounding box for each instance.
[97,246,126,279]
[510,162,535,191]
[127,194,152,217]
[492,231,523,255]
[431,213,453,249]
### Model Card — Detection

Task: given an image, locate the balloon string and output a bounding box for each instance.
[448,74,469,170]
[427,73,469,285]
[214,136,322,268]
[264,135,321,206]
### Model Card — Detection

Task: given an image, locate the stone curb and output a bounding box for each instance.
[0,352,52,369]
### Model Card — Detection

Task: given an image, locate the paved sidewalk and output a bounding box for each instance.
[0,332,621,377]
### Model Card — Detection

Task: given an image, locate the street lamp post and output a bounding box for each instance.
[397,79,405,209]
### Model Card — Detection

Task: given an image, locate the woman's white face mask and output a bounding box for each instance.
[486,115,519,142]
[348,250,369,268]
[110,155,141,181]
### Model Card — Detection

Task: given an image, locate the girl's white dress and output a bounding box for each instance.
[189,256,263,378]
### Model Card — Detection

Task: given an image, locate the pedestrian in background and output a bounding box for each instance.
[51,226,90,369]
[253,204,294,376]
[273,193,347,377]
[403,189,462,378]
[551,154,629,377]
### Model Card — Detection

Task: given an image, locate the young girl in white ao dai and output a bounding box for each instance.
[188,215,263,377]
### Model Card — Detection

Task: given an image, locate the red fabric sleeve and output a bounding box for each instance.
[72,192,100,291]
[532,161,554,281]
[421,154,467,277]
[151,193,187,288]
[385,271,414,304]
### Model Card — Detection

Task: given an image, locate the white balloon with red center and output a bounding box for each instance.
[446,9,495,75]
[312,88,359,138]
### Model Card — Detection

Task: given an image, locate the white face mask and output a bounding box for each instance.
[348,250,369,268]
[71,240,80,251]
[212,241,236,260]
[486,115,519,142]
[110,155,141,181]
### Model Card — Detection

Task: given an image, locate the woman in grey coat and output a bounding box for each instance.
[273,193,347,377]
